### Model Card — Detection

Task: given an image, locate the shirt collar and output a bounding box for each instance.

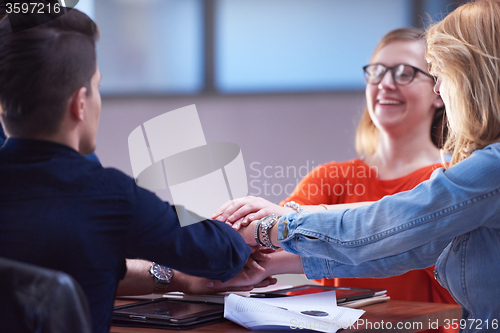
[1,138,81,159]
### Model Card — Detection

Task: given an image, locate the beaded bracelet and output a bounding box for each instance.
[284,201,303,213]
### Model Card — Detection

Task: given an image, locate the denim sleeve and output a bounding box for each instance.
[278,143,500,270]
[301,238,451,279]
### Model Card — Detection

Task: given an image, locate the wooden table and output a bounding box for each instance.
[110,299,461,332]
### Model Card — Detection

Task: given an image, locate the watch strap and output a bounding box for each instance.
[258,214,281,250]
[254,219,266,247]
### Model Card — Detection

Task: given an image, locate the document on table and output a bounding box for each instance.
[224,291,364,332]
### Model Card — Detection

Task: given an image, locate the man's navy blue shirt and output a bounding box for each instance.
[0,138,250,333]
[0,125,5,146]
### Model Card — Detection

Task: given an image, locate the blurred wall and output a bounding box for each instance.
[96,91,366,204]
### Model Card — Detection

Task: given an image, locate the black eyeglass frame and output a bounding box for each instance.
[362,63,435,86]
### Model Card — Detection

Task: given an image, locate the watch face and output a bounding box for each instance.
[261,215,271,225]
[152,264,173,282]
[262,214,278,228]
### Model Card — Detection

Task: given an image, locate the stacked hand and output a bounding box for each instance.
[113,199,316,297]
[212,196,292,230]
[132,195,306,297]
[200,246,276,293]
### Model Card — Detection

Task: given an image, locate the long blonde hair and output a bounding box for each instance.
[426,0,500,166]
[356,27,446,157]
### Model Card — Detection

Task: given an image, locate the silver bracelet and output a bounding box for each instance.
[254,219,266,247]
[257,214,281,250]
[284,201,303,213]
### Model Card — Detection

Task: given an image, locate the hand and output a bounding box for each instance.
[185,255,277,294]
[205,251,305,292]
[212,196,291,230]
[116,258,276,297]
[174,250,305,295]
[249,245,275,262]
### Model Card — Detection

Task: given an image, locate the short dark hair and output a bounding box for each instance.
[0,9,99,137]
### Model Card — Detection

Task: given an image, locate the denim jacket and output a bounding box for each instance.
[278,143,500,333]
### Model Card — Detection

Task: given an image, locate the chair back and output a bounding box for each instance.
[0,257,92,333]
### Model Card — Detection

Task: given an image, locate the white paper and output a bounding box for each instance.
[224,291,364,332]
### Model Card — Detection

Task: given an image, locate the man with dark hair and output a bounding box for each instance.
[0,9,259,333]
[0,9,99,140]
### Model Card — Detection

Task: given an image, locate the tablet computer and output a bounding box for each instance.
[112,298,224,330]
[250,284,386,304]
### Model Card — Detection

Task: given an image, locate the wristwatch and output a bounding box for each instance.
[149,263,174,294]
[255,214,281,250]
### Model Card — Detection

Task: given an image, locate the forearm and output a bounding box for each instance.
[261,250,304,275]
[117,258,279,297]
[116,259,154,296]
[300,238,450,279]
[116,259,192,296]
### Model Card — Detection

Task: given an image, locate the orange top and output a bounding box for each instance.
[281,158,457,333]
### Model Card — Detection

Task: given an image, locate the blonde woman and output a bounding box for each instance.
[235,1,500,331]
[214,28,457,330]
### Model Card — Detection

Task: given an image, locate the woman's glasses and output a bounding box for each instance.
[363,63,434,86]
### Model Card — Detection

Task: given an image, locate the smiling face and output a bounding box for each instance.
[365,40,440,137]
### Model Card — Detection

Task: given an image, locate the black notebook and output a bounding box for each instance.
[112,298,224,330]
